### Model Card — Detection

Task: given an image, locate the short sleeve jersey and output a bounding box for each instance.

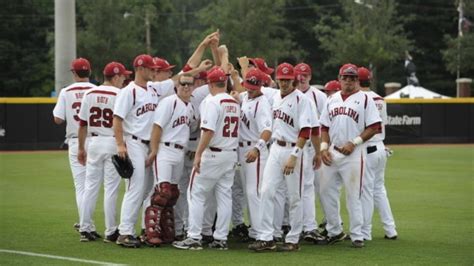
[200,93,241,150]
[153,94,195,146]
[320,90,381,147]
[363,90,386,142]
[78,85,120,137]
[271,89,313,142]
[113,81,159,141]
[238,93,273,142]
[53,82,97,138]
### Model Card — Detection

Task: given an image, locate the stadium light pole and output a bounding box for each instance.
[54,0,76,95]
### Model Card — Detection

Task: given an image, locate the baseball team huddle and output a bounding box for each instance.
[53,31,397,252]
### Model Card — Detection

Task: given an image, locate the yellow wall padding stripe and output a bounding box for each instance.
[0,98,58,104]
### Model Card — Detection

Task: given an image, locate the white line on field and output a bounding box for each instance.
[0,249,127,266]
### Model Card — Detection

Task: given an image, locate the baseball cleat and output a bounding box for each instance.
[201,234,214,245]
[326,232,347,245]
[90,231,102,239]
[231,223,250,242]
[352,240,365,248]
[281,225,291,235]
[251,240,277,252]
[172,237,203,250]
[277,243,300,252]
[273,236,284,243]
[208,239,228,250]
[303,229,325,242]
[73,223,80,232]
[80,231,97,242]
[116,235,141,248]
[384,235,398,240]
[104,229,120,243]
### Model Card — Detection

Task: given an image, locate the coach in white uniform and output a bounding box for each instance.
[53,58,96,233]
[358,67,398,241]
[173,66,240,250]
[319,63,382,248]
[77,62,131,242]
[251,63,313,252]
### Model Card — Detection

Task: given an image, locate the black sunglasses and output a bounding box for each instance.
[179,82,193,86]
[341,75,358,81]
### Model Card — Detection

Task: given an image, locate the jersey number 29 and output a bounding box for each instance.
[89,107,113,128]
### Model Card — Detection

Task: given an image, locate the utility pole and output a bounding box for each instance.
[54,0,76,95]
[457,0,464,82]
[145,9,151,54]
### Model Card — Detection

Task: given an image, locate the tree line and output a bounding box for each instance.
[1,0,472,97]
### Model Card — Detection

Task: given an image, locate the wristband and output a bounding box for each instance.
[291,147,301,157]
[254,139,266,151]
[320,142,329,151]
[351,136,363,146]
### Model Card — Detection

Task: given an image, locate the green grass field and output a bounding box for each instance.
[0,145,473,265]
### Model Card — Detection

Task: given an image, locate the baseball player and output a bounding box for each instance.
[250,63,314,252]
[357,67,398,240]
[322,80,341,97]
[294,63,327,242]
[231,68,273,241]
[173,66,240,250]
[141,74,197,246]
[152,57,175,81]
[319,63,381,248]
[113,54,160,248]
[52,58,97,233]
[77,62,131,242]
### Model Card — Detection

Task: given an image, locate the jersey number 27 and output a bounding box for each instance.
[223,116,238,137]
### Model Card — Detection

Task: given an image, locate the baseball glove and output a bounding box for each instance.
[112,154,134,179]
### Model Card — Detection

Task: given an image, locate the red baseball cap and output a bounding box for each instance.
[249,58,274,75]
[324,80,341,91]
[207,66,228,83]
[294,63,312,75]
[71,58,91,72]
[133,54,158,69]
[153,57,175,71]
[103,62,133,76]
[339,63,358,76]
[275,62,295,80]
[243,69,265,90]
[357,67,371,81]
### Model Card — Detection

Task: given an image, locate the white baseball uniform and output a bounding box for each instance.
[258,89,313,244]
[361,90,397,239]
[53,81,96,222]
[142,94,196,212]
[319,90,381,241]
[113,80,167,236]
[78,85,121,236]
[175,84,208,236]
[237,92,273,239]
[300,86,323,233]
[187,92,240,241]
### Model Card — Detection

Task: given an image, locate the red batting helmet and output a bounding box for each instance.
[71,58,91,72]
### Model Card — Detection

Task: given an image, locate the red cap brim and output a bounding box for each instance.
[242,81,261,90]
[276,74,295,80]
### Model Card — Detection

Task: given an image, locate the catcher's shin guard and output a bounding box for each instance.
[160,184,180,243]
[144,205,163,246]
